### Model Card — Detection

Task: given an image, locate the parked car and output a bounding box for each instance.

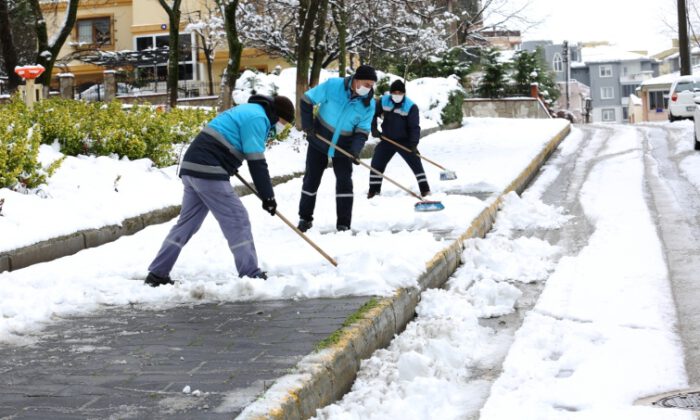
[75,83,141,101]
[692,97,700,150]
[668,75,700,122]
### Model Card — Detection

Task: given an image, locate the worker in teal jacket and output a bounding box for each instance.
[297,65,377,232]
[146,94,294,287]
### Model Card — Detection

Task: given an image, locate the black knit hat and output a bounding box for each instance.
[353,65,378,81]
[389,79,406,93]
[273,95,295,124]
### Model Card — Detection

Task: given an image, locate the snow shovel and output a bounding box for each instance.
[314,133,445,212]
[380,135,457,181]
[234,173,338,267]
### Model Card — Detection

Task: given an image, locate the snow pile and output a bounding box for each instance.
[313,193,569,419]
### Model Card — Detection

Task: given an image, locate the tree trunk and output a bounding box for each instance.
[295,0,321,128]
[218,0,242,110]
[29,0,79,88]
[332,0,347,77]
[0,0,21,92]
[309,0,329,88]
[158,0,182,109]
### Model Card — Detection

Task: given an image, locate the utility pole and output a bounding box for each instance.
[679,0,691,75]
[563,40,570,110]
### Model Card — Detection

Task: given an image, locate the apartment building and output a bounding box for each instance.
[43,0,285,95]
[524,41,660,123]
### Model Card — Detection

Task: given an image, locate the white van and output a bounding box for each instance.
[668,75,700,121]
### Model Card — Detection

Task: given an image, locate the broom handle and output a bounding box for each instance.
[315,133,423,200]
[234,174,338,267]
[380,135,449,172]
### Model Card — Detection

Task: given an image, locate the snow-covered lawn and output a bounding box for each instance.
[0,118,567,345]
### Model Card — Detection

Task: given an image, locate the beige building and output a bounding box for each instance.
[43,0,286,95]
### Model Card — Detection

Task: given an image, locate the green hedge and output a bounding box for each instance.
[0,98,45,189]
[441,89,466,126]
[0,97,215,189]
[33,99,215,167]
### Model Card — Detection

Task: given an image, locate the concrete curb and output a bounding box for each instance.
[0,124,461,274]
[237,123,572,419]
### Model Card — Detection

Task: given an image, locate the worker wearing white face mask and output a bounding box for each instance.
[368,79,429,199]
[145,94,294,287]
[297,64,377,233]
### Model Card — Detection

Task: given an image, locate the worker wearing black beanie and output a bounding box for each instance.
[368,79,430,199]
[296,65,377,233]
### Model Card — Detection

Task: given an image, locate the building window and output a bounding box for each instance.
[135,33,196,81]
[601,86,615,99]
[553,53,563,72]
[602,108,616,121]
[648,91,668,110]
[622,84,639,97]
[76,17,112,46]
[599,65,613,78]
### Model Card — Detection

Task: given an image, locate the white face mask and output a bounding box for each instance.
[275,121,287,133]
[355,85,371,96]
[391,94,404,103]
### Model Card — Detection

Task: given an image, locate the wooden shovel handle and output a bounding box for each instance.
[380,135,449,172]
[234,174,338,267]
[315,133,423,200]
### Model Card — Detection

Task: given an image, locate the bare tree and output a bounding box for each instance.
[295,0,322,128]
[28,0,80,88]
[185,5,226,95]
[0,0,21,91]
[215,0,243,111]
[309,0,330,87]
[157,0,182,109]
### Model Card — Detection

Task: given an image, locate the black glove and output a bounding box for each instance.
[304,128,315,139]
[409,144,419,154]
[351,151,361,165]
[262,197,277,216]
[372,128,382,138]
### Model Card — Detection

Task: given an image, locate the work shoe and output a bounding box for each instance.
[336,224,351,232]
[420,189,431,197]
[367,190,380,199]
[297,219,313,232]
[254,271,268,280]
[145,272,174,287]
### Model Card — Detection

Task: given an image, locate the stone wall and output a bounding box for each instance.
[462,97,551,119]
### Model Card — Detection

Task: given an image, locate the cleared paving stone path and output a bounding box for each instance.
[0,297,369,419]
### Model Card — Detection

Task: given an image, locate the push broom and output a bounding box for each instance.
[315,133,445,212]
[380,135,457,181]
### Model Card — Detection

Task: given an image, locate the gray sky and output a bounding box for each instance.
[512,0,677,54]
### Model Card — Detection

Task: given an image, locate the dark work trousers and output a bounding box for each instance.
[298,146,354,227]
[148,175,262,278]
[369,141,430,194]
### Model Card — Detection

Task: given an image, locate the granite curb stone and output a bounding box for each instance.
[238,123,572,420]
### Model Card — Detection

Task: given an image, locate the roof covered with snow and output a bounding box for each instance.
[573,45,650,65]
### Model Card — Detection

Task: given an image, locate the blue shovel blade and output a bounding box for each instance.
[414,200,445,212]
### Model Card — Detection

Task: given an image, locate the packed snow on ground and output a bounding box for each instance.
[0,118,566,344]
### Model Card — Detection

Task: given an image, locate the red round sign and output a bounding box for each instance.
[15,65,45,79]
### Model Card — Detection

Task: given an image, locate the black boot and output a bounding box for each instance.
[336,224,351,232]
[145,272,174,287]
[297,219,313,232]
[367,189,380,199]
